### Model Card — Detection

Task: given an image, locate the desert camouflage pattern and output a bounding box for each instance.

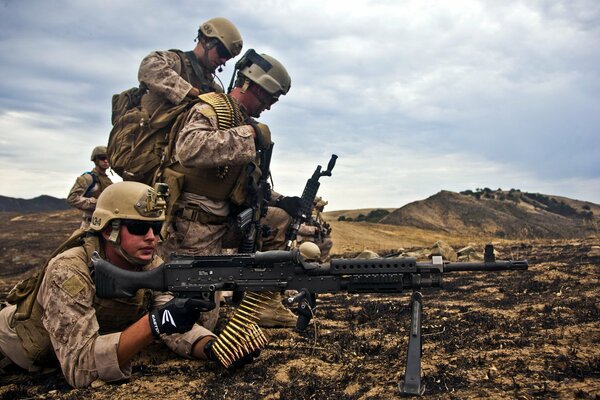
[0,236,213,387]
[66,167,113,229]
[138,50,222,116]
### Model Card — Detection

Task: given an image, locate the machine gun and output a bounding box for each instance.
[285,154,337,250]
[93,244,527,396]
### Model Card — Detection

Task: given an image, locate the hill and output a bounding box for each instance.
[378,189,599,239]
[0,194,70,212]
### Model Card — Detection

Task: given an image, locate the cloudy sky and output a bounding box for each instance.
[1,0,598,210]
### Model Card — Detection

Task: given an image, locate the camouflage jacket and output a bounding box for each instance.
[138,50,223,116]
[36,236,213,387]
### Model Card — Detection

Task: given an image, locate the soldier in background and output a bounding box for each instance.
[67,146,113,229]
[138,17,243,116]
[297,196,333,262]
[0,182,253,387]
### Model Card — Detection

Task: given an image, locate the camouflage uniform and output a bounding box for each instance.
[0,235,213,388]
[138,50,222,116]
[297,201,333,261]
[67,168,113,230]
[158,96,291,326]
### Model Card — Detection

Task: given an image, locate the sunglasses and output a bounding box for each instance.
[97,155,108,161]
[122,220,162,236]
[215,41,231,59]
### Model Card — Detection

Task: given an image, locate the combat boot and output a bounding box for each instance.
[258,293,297,328]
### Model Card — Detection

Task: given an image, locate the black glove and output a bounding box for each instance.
[204,339,261,370]
[275,196,304,218]
[149,298,215,337]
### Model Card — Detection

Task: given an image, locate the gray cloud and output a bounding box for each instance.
[0,0,598,208]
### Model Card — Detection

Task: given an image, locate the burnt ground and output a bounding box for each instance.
[0,210,598,399]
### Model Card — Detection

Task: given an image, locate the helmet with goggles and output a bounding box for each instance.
[90,146,107,162]
[229,49,291,99]
[89,182,167,232]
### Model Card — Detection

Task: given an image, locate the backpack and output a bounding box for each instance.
[6,229,88,321]
[111,85,146,125]
[107,98,200,185]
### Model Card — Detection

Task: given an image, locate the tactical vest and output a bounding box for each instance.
[10,236,153,366]
[169,92,248,201]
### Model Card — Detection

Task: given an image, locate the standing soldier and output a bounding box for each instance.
[67,146,113,229]
[0,182,252,388]
[157,50,302,328]
[138,17,243,116]
[297,196,333,262]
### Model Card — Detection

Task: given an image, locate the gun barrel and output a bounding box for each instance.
[442,260,528,272]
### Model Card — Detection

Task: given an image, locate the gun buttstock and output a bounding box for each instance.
[92,253,166,298]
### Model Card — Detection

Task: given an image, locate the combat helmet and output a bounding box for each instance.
[90,146,107,162]
[89,182,167,233]
[233,49,291,98]
[199,17,243,57]
[299,241,321,261]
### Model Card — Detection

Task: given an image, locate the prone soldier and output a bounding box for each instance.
[0,182,252,387]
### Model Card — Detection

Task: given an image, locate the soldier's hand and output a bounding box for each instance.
[275,196,304,218]
[149,298,215,337]
[249,121,272,150]
[204,339,261,369]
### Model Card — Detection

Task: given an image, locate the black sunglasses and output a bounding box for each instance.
[96,155,108,161]
[122,220,162,236]
[215,41,231,59]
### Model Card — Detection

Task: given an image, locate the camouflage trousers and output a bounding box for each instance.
[157,206,292,330]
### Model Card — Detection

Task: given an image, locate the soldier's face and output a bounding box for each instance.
[95,156,110,171]
[206,46,229,72]
[119,222,159,262]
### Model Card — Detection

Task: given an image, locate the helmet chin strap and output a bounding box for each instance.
[107,220,151,266]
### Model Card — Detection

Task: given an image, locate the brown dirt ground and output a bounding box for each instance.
[0,211,599,399]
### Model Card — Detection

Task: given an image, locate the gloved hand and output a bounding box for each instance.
[275,196,304,218]
[204,339,261,369]
[149,298,215,337]
[249,121,272,150]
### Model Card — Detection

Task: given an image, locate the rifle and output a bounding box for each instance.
[237,142,274,253]
[285,154,337,250]
[92,243,527,396]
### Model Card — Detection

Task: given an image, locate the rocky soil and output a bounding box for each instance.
[0,210,599,399]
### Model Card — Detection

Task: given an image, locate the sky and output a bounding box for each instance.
[1,0,599,211]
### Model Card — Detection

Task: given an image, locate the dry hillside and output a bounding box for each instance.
[378,190,599,239]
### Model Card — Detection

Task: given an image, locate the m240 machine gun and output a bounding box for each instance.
[93,244,527,396]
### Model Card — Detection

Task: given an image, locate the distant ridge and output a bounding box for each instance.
[379,189,599,239]
[0,195,70,212]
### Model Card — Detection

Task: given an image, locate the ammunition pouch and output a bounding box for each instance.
[158,166,185,238]
[230,161,261,206]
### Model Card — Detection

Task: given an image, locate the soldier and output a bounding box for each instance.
[0,182,253,387]
[297,196,333,261]
[138,17,243,116]
[67,146,113,229]
[158,50,302,328]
